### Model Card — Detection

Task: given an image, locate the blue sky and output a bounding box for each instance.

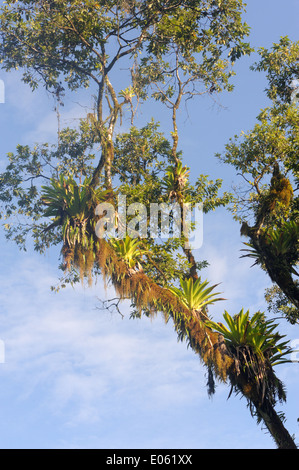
[0,0,298,449]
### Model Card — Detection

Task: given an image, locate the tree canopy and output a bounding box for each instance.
[0,1,298,449]
[218,38,299,325]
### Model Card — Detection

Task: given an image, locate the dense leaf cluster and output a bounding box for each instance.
[0,0,297,449]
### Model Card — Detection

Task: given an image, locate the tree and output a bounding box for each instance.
[218,38,299,325]
[0,1,297,448]
[216,38,299,446]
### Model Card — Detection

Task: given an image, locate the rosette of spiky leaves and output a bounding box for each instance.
[41,174,75,223]
[264,221,299,274]
[119,86,135,104]
[169,277,224,314]
[162,161,190,200]
[241,220,299,275]
[42,175,108,223]
[109,235,146,270]
[41,175,109,281]
[206,309,294,407]
[206,309,293,364]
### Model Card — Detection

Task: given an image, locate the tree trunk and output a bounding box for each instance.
[99,239,298,449]
[253,398,297,449]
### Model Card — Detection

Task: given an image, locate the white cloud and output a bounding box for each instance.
[0,251,210,432]
[24,103,92,144]
[1,69,94,146]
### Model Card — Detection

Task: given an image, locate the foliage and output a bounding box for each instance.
[109,235,145,270]
[0,123,97,251]
[265,284,299,325]
[241,220,299,275]
[218,104,299,220]
[135,0,252,105]
[41,174,109,282]
[0,0,251,98]
[251,37,299,103]
[162,161,190,201]
[169,277,224,313]
[0,1,297,449]
[207,309,293,366]
[206,309,294,409]
[218,39,299,323]
[113,120,172,186]
[110,122,232,287]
